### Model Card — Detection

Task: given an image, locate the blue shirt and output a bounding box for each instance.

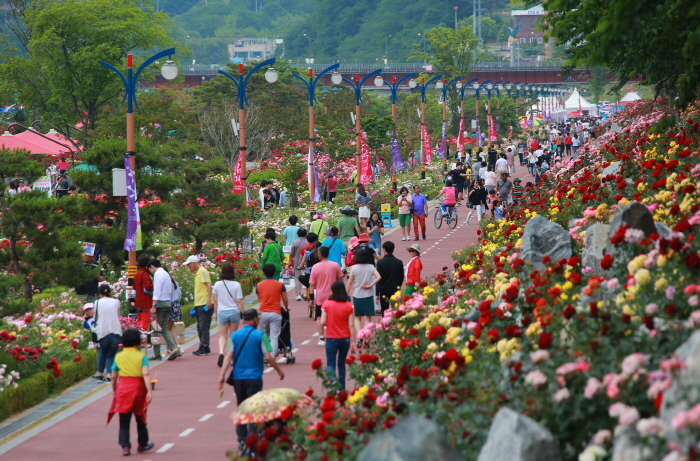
[322,237,346,268]
[229,324,272,380]
[283,225,300,247]
[412,193,427,215]
[494,206,504,220]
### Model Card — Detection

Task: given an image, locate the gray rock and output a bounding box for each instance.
[582,223,610,273]
[601,161,621,180]
[606,202,656,255]
[477,408,561,461]
[611,428,650,461]
[521,215,574,270]
[661,330,700,443]
[655,222,673,238]
[357,416,465,461]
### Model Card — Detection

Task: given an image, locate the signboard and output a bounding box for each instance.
[471,120,477,129]
[82,242,96,257]
[32,176,51,192]
[381,204,391,213]
[112,168,127,197]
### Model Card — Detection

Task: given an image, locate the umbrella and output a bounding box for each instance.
[231,388,313,424]
[531,117,544,126]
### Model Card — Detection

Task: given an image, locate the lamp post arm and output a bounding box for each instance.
[99,62,128,105]
[397,73,416,86]
[242,58,276,88]
[291,73,313,106]
[217,70,243,108]
[341,78,361,105]
[133,48,176,85]
[312,63,340,88]
[358,68,382,87]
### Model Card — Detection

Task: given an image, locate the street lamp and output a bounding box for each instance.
[386,73,417,190]
[99,48,178,302]
[438,76,463,170]
[303,34,312,58]
[340,70,383,184]
[412,75,442,179]
[384,35,391,64]
[291,64,340,218]
[218,59,278,200]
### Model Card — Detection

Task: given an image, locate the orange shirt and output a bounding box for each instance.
[256,278,286,314]
[405,257,423,285]
[322,300,354,339]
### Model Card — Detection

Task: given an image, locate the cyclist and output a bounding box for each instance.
[435,179,458,216]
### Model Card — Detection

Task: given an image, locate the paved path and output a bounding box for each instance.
[1,160,534,460]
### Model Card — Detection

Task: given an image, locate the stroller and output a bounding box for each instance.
[277,309,296,364]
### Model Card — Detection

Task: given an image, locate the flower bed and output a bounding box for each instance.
[255,99,700,461]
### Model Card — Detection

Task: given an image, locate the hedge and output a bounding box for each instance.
[0,349,97,422]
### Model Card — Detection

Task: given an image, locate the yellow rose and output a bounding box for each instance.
[634,268,651,286]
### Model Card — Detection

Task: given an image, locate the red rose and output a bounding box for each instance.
[427,325,447,341]
[685,253,700,269]
[311,358,323,370]
[345,355,356,365]
[359,354,379,364]
[538,332,554,349]
[563,305,576,319]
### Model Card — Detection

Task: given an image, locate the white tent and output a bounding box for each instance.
[620,87,642,105]
[564,88,594,110]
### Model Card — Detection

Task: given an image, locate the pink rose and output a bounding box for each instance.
[606,380,620,399]
[609,402,628,417]
[584,377,602,399]
[621,353,647,376]
[592,429,611,446]
[530,350,550,364]
[645,303,659,314]
[576,360,591,373]
[556,362,578,375]
[554,387,570,403]
[525,370,548,389]
[636,417,663,436]
[685,403,700,425]
[671,411,688,430]
[619,407,640,427]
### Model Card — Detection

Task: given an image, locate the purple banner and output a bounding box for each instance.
[439,121,446,158]
[311,145,322,203]
[123,153,142,251]
[477,122,482,147]
[390,134,405,171]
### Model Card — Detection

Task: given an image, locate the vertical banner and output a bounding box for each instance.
[123,153,142,252]
[422,126,433,164]
[488,115,498,142]
[438,120,447,158]
[476,122,482,147]
[232,153,244,194]
[457,118,465,153]
[508,125,513,140]
[359,136,374,184]
[390,134,405,172]
[528,112,534,128]
[311,145,322,203]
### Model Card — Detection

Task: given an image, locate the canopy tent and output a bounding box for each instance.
[619,87,642,106]
[567,110,584,117]
[564,88,595,110]
[0,131,62,155]
[15,130,74,155]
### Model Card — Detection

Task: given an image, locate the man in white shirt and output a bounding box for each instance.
[148,259,182,361]
[495,155,508,175]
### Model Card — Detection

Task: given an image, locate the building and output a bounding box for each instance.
[510,4,545,45]
[227,38,279,63]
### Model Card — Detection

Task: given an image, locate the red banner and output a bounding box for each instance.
[423,125,433,164]
[359,136,374,184]
[457,118,465,153]
[231,153,244,194]
[488,115,498,142]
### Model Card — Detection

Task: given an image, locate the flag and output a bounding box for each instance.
[422,126,433,164]
[438,120,447,158]
[457,118,465,153]
[359,136,374,184]
[528,112,534,127]
[390,134,405,172]
[231,153,244,194]
[488,115,498,142]
[123,153,142,252]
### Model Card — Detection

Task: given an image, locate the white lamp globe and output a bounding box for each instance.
[264,67,279,83]
[161,61,179,80]
[408,79,417,88]
[373,75,384,87]
[331,72,342,85]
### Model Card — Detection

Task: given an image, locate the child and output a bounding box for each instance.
[493,200,504,220]
[512,178,523,206]
[435,179,458,215]
[108,328,154,456]
[488,189,498,215]
[82,302,95,331]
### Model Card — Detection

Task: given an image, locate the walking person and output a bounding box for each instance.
[404,244,423,296]
[309,213,328,237]
[366,212,384,256]
[282,215,300,247]
[506,148,516,174]
[320,281,354,390]
[133,253,153,332]
[496,172,513,209]
[218,309,285,452]
[375,241,404,314]
[325,173,337,203]
[337,206,361,243]
[256,264,289,360]
[465,180,487,224]
[164,267,183,354]
[484,166,497,194]
[396,186,413,241]
[309,246,345,346]
[347,248,381,349]
[260,230,284,280]
[214,264,243,367]
[321,226,346,269]
[411,184,429,241]
[107,329,154,456]
[148,260,182,361]
[527,149,538,176]
[564,133,573,156]
[512,178,523,206]
[487,144,498,170]
[185,255,214,356]
[94,284,122,382]
[572,134,580,155]
[290,228,308,301]
[495,154,508,176]
[355,183,373,227]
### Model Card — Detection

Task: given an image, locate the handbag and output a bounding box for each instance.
[225,327,255,386]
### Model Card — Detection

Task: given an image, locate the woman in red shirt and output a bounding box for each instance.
[325,173,337,203]
[320,281,354,390]
[404,244,423,296]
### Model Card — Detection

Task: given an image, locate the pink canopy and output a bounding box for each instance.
[567,110,583,116]
[0,132,63,155]
[15,131,73,155]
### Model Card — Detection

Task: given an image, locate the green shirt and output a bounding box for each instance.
[261,241,284,271]
[337,215,358,242]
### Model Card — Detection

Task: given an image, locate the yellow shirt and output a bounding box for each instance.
[112,347,148,377]
[194,266,212,306]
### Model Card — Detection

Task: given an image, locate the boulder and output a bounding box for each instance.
[582,223,610,273]
[655,222,673,238]
[357,416,465,461]
[601,162,621,180]
[611,428,650,461]
[477,408,561,461]
[606,202,656,255]
[521,216,574,270]
[660,330,700,443]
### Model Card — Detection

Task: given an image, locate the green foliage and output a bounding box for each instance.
[410,20,483,80]
[584,66,609,104]
[362,114,394,151]
[541,0,700,109]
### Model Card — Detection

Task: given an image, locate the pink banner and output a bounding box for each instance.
[231,153,244,194]
[508,125,513,140]
[457,118,465,153]
[423,126,433,164]
[359,136,374,184]
[488,115,498,142]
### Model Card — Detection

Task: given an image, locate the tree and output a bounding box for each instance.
[585,66,610,104]
[0,0,178,148]
[410,21,483,80]
[0,150,88,306]
[541,0,700,108]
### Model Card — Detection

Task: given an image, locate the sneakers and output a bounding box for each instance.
[137,442,154,453]
[317,337,326,346]
[296,295,302,301]
[422,233,426,240]
[167,349,183,361]
[97,376,111,383]
[192,350,208,356]
[217,354,224,367]
[414,237,419,241]
[122,447,131,456]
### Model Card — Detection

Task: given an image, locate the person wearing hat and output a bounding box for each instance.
[338,206,361,243]
[94,284,122,382]
[309,213,328,237]
[404,244,423,296]
[345,236,360,268]
[512,178,523,205]
[185,255,214,356]
[82,302,96,332]
[218,308,284,450]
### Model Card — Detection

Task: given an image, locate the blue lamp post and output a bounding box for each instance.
[456,78,478,159]
[437,76,462,170]
[415,75,442,179]
[341,69,383,184]
[386,73,417,190]
[218,59,279,198]
[99,48,178,290]
[291,64,341,216]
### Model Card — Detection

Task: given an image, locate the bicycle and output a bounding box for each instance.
[434,201,458,229]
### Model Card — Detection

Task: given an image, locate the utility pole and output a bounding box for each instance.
[454,6,458,30]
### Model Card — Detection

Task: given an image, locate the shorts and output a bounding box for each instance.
[456,184,464,193]
[358,206,370,219]
[314,305,323,320]
[399,213,412,227]
[353,296,375,317]
[217,310,241,325]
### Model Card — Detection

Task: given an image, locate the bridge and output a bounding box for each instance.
[151,61,634,88]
